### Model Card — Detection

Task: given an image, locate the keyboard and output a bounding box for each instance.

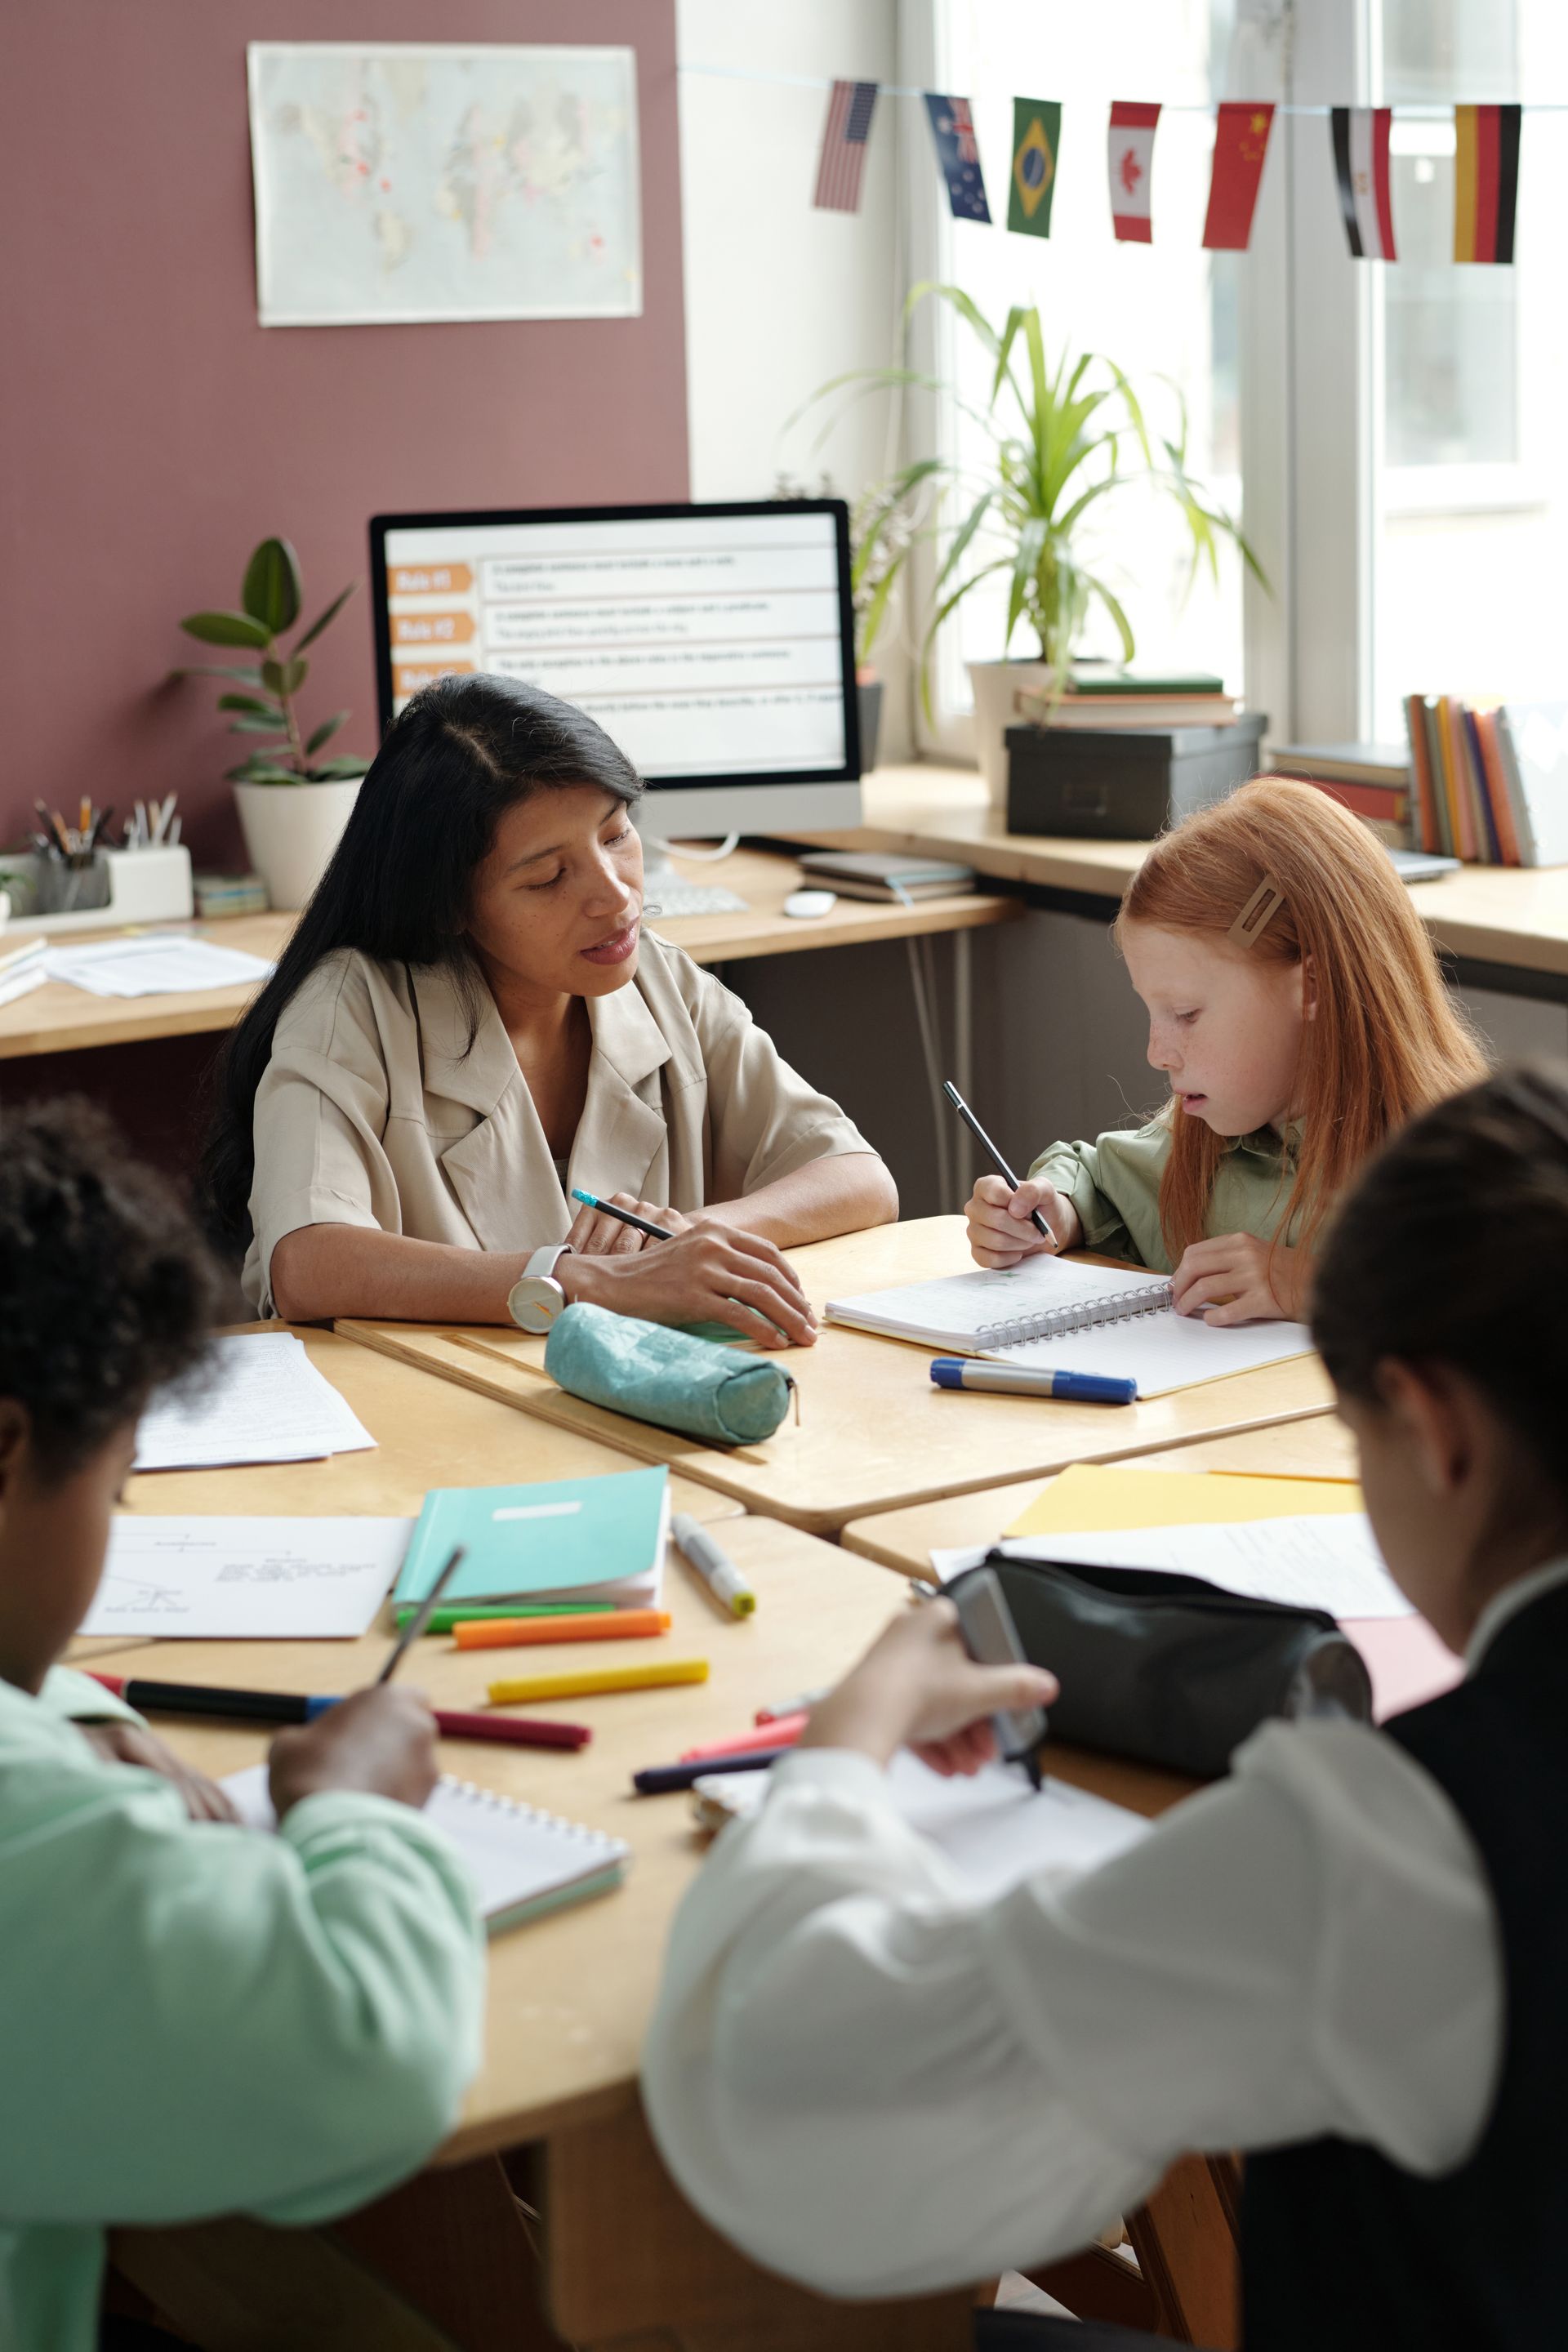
[643,866,749,919]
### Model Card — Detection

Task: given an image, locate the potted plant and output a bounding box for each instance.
[172,537,370,909]
[809,286,1263,804]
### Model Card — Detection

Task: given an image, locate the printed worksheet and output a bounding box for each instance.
[82,1517,412,1639]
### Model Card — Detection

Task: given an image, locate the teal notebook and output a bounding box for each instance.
[394,1465,670,1610]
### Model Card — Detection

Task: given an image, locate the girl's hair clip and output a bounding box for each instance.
[1228,874,1285,948]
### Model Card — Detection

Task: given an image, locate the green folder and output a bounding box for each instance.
[394,1465,670,1609]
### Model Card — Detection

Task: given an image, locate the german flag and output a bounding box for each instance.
[1454,105,1521,265]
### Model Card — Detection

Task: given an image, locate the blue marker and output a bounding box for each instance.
[930,1357,1138,1406]
[571,1188,675,1241]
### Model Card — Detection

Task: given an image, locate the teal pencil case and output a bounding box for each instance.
[543,1303,795,1446]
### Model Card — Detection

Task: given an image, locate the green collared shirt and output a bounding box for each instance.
[1030,1115,1304,1274]
[1,1668,486,2352]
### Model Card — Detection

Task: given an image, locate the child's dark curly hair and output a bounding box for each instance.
[0,1098,220,1480]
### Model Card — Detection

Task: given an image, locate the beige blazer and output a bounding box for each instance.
[242,934,872,1312]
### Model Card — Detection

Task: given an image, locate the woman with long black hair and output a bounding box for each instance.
[203,675,895,1343]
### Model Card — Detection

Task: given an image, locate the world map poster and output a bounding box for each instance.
[247,42,643,327]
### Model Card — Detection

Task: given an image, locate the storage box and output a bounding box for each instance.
[1005,715,1267,839]
[2,844,194,938]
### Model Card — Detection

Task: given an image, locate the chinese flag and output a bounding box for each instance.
[1203,102,1276,251]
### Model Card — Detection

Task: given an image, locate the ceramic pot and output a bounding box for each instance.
[857,678,884,772]
[966,657,1057,809]
[234,778,361,912]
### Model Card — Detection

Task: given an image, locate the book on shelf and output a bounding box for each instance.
[1265,744,1411,846]
[1018,675,1238,730]
[1404,693,1568,867]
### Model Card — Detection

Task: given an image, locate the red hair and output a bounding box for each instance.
[1117,777,1487,1266]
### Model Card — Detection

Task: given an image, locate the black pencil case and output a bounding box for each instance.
[944,1549,1374,1780]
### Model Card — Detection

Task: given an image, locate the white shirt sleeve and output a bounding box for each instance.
[641,1723,1503,2300]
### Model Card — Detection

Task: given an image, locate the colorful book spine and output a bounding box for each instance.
[1405,695,1441,853]
[1435,698,1470,858]
[1462,706,1503,864]
[1472,709,1521,866]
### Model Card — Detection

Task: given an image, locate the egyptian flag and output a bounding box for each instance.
[1108,101,1160,241]
[924,95,992,223]
[1203,102,1275,250]
[1454,104,1521,263]
[1008,100,1062,237]
[1330,107,1396,259]
[813,80,880,214]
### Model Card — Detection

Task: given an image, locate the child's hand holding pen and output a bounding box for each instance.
[964,1174,1080,1268]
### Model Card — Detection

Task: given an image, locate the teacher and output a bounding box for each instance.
[203,675,897,1347]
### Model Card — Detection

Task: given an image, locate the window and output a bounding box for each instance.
[916,0,1248,755]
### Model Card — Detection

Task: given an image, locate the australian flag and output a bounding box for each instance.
[924,94,991,222]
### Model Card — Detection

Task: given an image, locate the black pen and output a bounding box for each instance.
[376,1544,466,1684]
[570,1188,675,1241]
[942,1080,1055,1243]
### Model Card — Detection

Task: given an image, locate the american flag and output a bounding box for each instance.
[813,80,880,213]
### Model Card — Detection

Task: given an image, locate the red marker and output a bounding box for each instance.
[679,1713,808,1764]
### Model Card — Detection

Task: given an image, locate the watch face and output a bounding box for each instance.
[508,1276,564,1334]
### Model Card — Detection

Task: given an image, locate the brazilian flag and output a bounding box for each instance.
[1008,98,1061,237]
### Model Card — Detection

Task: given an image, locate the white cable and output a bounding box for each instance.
[662,832,740,863]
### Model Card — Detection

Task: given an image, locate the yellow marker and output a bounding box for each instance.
[488,1658,710,1705]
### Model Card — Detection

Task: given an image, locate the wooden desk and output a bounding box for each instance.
[340,1217,1334,1539]
[841,1410,1360,1582]
[66,1326,738,1669]
[0,846,1018,1061]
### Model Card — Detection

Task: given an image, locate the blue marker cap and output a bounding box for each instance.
[930,1358,967,1389]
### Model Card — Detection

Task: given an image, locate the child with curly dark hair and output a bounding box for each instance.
[0,1101,485,2352]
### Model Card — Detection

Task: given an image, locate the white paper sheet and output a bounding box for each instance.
[698,1750,1150,1899]
[931,1511,1413,1622]
[82,1516,412,1638]
[43,933,274,998]
[134,1334,376,1471]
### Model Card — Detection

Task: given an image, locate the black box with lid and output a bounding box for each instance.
[1004,715,1267,839]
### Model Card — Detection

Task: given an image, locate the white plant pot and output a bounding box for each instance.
[234,778,361,912]
[966,657,1057,813]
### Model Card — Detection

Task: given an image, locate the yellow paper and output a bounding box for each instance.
[1002,1461,1361,1539]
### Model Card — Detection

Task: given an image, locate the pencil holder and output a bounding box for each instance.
[544,1303,795,1446]
[35,850,110,916]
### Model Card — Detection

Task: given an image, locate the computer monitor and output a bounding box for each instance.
[368,500,862,840]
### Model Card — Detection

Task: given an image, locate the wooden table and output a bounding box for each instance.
[0,845,1018,1061]
[341,1218,1334,1539]
[837,764,1568,987]
[840,1410,1360,1582]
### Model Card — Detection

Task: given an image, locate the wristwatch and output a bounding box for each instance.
[506,1244,575,1335]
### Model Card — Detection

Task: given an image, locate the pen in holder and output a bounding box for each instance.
[35,849,111,917]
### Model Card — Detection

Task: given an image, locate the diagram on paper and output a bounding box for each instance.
[82,1520,414,1641]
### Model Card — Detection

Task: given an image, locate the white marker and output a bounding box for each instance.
[672,1512,756,1619]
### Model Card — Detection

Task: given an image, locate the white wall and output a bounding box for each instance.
[675,0,913,759]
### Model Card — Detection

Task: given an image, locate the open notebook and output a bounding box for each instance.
[224,1765,629,1936]
[825,1257,1313,1399]
[694,1748,1148,1898]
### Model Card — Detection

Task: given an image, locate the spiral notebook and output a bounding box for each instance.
[824,1258,1313,1399]
[223,1765,630,1936]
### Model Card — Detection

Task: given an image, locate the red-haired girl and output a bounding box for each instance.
[965,777,1486,1321]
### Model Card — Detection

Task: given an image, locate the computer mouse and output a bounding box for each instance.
[783,889,837,920]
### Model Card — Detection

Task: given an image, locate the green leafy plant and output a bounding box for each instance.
[774,469,931,673]
[172,537,369,786]
[803,283,1264,715]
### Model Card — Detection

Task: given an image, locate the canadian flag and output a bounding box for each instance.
[1108,101,1160,242]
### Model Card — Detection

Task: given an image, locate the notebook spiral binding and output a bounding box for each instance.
[441,1775,623,1852]
[976,1278,1174,1353]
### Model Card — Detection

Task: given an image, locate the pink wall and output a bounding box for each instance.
[1,2,688,873]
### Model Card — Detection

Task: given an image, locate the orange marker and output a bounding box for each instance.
[454,1608,671,1652]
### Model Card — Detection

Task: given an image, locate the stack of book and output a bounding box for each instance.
[1017,670,1240,729]
[1264,744,1411,847]
[1404,696,1568,867]
[0,936,47,1012]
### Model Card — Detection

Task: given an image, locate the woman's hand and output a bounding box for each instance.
[269,1687,439,1818]
[561,1224,818,1349]
[78,1720,239,1824]
[565,1192,690,1256]
[964,1174,1080,1268]
[799,1600,1058,1775]
[1170,1232,1307,1325]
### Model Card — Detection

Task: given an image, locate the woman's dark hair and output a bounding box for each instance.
[200,673,642,1251]
[0,1098,220,1480]
[1312,1061,1568,1515]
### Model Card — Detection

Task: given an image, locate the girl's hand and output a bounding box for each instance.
[565,1193,691,1256]
[1170,1233,1307,1325]
[964,1175,1080,1268]
[799,1601,1058,1775]
[269,1687,439,1817]
[561,1224,817,1349]
[78,1720,240,1824]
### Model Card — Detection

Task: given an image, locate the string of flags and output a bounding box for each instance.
[813,81,1525,264]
